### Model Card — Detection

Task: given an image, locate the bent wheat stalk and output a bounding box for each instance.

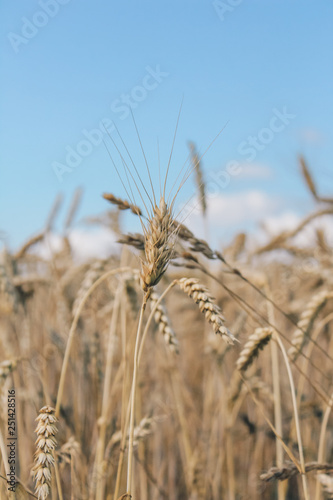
[55,267,132,418]
[114,279,177,500]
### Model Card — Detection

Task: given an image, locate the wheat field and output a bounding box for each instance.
[0,154,333,500]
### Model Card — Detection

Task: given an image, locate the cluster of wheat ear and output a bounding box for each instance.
[1,152,333,500]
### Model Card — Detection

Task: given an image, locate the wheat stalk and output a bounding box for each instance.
[14,233,44,260]
[127,197,177,495]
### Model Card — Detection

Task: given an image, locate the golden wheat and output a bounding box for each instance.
[236,327,273,371]
[32,406,58,500]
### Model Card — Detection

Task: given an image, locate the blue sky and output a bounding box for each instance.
[1,0,332,251]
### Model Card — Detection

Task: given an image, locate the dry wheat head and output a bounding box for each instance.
[140,198,174,294]
[32,406,58,500]
[177,277,236,344]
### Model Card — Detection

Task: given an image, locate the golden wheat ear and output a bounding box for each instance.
[102,193,142,216]
[140,197,174,295]
[177,277,237,345]
[32,406,58,500]
[188,141,207,217]
[236,327,273,371]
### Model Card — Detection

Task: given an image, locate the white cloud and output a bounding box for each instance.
[35,228,119,262]
[261,212,333,247]
[69,228,119,261]
[32,193,332,264]
[182,188,333,252]
[297,128,326,145]
[36,233,63,260]
[236,163,274,180]
[206,190,281,226]
[180,189,282,245]
[261,211,300,236]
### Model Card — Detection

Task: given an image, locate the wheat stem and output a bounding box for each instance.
[265,283,285,500]
[114,280,176,499]
[126,299,146,497]
[53,454,64,500]
[55,267,132,418]
[272,332,309,500]
[95,280,123,500]
[315,391,333,500]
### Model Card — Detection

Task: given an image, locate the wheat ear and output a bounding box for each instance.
[188,141,207,216]
[288,290,333,360]
[0,359,18,381]
[261,462,333,482]
[177,277,236,344]
[103,193,142,216]
[72,260,106,316]
[109,416,156,450]
[32,406,58,500]
[118,233,145,251]
[317,474,333,498]
[140,198,174,295]
[236,327,273,371]
[150,289,179,353]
